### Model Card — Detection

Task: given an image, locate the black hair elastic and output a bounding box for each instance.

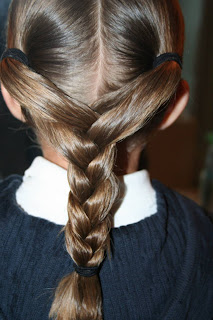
[73,263,100,277]
[1,48,30,67]
[153,53,182,69]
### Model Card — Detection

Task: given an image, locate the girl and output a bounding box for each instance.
[0,0,212,319]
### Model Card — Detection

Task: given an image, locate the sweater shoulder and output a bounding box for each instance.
[152,179,213,256]
[0,175,23,222]
[0,174,23,194]
[153,178,213,226]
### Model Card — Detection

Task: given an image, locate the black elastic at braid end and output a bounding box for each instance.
[73,263,100,278]
[153,53,182,69]
[1,48,30,67]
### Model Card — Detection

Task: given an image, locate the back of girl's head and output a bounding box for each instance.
[0,0,184,319]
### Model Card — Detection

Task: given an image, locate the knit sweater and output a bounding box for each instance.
[0,175,213,320]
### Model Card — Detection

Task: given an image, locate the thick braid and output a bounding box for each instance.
[66,142,118,262]
[58,113,120,239]
[55,120,120,319]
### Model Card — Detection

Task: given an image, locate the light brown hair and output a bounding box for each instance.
[0,0,184,319]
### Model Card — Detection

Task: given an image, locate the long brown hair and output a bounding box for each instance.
[0,0,184,319]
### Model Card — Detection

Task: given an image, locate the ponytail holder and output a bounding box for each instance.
[153,53,182,69]
[73,263,100,277]
[1,48,30,67]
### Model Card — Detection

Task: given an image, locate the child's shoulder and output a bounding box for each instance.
[153,178,213,255]
[0,174,22,211]
[152,178,213,220]
[0,174,22,193]
[0,175,23,235]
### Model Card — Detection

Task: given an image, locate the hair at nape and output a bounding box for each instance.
[0,0,184,319]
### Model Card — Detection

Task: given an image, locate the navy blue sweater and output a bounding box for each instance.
[0,175,213,320]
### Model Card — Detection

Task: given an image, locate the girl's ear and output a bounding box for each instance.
[1,83,25,122]
[158,79,190,131]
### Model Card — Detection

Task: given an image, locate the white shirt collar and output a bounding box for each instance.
[16,156,157,227]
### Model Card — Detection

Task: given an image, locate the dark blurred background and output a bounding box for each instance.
[0,0,213,207]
